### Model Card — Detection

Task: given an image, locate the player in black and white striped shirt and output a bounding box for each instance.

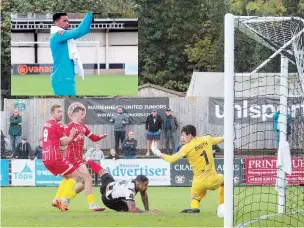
[85,159,160,213]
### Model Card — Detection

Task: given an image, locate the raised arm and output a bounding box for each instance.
[54,13,93,42]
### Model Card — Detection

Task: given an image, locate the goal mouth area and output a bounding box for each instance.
[234,16,304,63]
[233,15,304,93]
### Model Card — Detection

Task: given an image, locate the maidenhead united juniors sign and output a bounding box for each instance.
[64,98,169,125]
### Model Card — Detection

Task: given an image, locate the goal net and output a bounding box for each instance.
[224,14,304,227]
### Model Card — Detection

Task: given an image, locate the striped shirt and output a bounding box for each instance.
[64,122,92,160]
[42,119,66,161]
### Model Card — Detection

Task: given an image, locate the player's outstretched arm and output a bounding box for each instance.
[151,141,185,163]
[56,13,93,42]
[87,133,108,142]
[210,136,224,145]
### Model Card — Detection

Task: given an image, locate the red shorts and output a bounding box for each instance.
[69,158,86,171]
[43,158,81,177]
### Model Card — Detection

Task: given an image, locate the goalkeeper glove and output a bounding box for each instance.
[151,141,161,157]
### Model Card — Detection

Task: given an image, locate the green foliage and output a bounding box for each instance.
[1,0,138,99]
[2,0,304,95]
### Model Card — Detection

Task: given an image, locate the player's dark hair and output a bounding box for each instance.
[50,104,61,113]
[181,125,196,137]
[72,106,85,114]
[53,13,67,22]
[135,175,149,183]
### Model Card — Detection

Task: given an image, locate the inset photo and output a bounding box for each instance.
[11,13,138,96]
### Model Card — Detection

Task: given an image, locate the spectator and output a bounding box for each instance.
[8,109,22,155]
[1,130,10,159]
[164,109,178,155]
[273,107,291,148]
[122,131,137,159]
[85,144,105,160]
[145,109,162,156]
[33,139,43,160]
[110,107,129,154]
[175,136,186,153]
[206,134,222,158]
[13,136,31,159]
[107,149,120,160]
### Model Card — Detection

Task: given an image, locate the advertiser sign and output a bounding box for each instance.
[99,159,171,186]
[35,160,63,186]
[1,159,9,186]
[245,157,304,185]
[11,159,35,186]
[208,97,304,125]
[64,98,169,125]
[171,158,244,186]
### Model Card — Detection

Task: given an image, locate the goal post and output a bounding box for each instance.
[11,41,101,75]
[224,13,235,228]
[224,13,304,227]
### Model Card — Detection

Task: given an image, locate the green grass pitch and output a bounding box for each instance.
[11,74,138,96]
[1,186,303,227]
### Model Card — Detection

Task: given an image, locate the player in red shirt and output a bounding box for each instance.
[63,106,108,211]
[42,104,81,212]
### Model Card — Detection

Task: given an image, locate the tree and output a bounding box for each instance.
[1,0,138,102]
[138,0,207,91]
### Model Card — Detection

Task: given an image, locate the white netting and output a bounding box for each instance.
[232,16,304,227]
[236,17,304,93]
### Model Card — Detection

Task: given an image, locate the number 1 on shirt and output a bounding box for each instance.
[201,150,209,165]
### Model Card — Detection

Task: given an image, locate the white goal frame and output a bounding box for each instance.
[11,41,101,75]
[224,14,303,227]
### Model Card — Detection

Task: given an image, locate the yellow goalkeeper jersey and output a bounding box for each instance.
[163,136,223,179]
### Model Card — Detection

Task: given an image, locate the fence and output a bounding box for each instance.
[4,96,300,151]
[2,157,303,187]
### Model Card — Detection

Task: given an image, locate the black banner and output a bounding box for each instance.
[171,158,244,186]
[64,98,169,125]
[208,97,304,125]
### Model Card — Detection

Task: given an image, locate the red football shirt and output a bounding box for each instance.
[64,122,92,160]
[42,119,66,161]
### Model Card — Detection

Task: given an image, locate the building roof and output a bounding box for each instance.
[11,13,137,31]
[187,72,225,97]
[138,83,186,97]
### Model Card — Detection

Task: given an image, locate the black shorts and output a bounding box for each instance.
[99,173,129,212]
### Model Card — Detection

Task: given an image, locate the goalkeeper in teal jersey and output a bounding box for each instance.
[50,13,93,96]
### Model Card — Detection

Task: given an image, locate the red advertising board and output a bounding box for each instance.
[245,157,304,185]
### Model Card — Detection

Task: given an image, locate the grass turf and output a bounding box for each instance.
[1,186,303,227]
[11,74,138,96]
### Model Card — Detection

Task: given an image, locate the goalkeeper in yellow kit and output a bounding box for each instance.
[151,125,224,213]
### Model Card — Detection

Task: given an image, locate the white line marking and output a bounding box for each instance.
[1,205,19,209]
[235,209,304,227]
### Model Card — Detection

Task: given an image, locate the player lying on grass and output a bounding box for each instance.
[55,106,107,211]
[85,159,160,213]
[42,104,89,212]
[151,124,224,213]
